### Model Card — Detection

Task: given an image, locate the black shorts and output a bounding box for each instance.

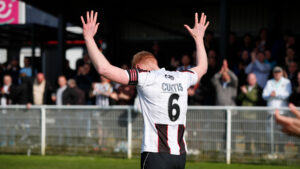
[141,152,186,169]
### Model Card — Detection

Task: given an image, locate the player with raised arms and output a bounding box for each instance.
[81,10,209,169]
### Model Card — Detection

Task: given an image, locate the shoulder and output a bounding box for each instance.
[265,79,273,85]
[178,69,195,74]
[255,84,262,90]
[137,69,150,73]
[282,77,291,84]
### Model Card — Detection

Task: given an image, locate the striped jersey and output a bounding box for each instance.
[125,68,198,155]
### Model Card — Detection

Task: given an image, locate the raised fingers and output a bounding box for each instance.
[184,24,193,35]
[81,16,86,25]
[202,13,206,25]
[194,12,198,27]
[205,21,210,29]
[93,12,98,24]
[275,111,292,126]
[90,10,94,23]
[289,103,300,119]
[199,13,203,25]
[86,11,90,23]
[201,13,206,25]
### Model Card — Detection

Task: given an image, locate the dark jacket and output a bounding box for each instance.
[73,87,85,105]
[62,87,78,105]
[14,76,32,104]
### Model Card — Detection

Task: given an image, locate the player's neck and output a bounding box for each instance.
[141,63,160,71]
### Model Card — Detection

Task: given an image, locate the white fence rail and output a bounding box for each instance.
[0,105,299,164]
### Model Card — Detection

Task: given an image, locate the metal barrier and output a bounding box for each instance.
[0,105,299,164]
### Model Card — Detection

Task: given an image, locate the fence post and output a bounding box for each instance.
[41,106,46,156]
[226,108,232,164]
[127,107,132,159]
[270,113,274,155]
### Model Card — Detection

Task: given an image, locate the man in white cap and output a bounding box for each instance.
[262,66,292,156]
[263,66,292,108]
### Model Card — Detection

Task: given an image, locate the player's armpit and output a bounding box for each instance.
[180,69,198,87]
[191,66,206,80]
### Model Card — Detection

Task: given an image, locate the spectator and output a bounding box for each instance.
[263,66,292,108]
[257,28,270,51]
[167,57,179,71]
[284,47,296,68]
[237,73,264,155]
[176,54,192,71]
[0,75,17,105]
[240,33,254,53]
[285,34,296,49]
[19,57,33,77]
[4,59,20,85]
[52,75,78,106]
[14,75,32,104]
[263,66,292,154]
[200,50,218,105]
[235,50,251,87]
[245,51,271,88]
[238,73,263,106]
[68,79,85,105]
[212,60,238,106]
[52,75,70,105]
[29,73,54,105]
[75,63,93,104]
[264,50,276,69]
[76,53,91,70]
[289,72,300,106]
[286,61,298,87]
[204,31,217,51]
[90,76,113,107]
[113,85,136,105]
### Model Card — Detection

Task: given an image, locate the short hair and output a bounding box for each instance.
[68,79,77,87]
[131,51,156,68]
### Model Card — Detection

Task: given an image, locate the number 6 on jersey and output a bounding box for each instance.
[168,93,180,121]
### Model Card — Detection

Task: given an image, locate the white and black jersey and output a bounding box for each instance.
[125,68,198,155]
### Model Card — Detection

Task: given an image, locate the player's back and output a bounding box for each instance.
[127,68,197,155]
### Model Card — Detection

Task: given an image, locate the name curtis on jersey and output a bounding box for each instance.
[162,83,183,92]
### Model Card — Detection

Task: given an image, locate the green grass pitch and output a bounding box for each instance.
[0,155,298,169]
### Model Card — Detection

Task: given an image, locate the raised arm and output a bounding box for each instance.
[81,11,129,85]
[185,13,209,80]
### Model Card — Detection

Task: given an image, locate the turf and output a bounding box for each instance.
[0,155,298,169]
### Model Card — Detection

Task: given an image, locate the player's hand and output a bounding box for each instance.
[81,10,100,39]
[275,108,300,136]
[289,103,300,119]
[184,12,209,41]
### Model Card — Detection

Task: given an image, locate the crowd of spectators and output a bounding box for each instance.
[0,54,137,107]
[183,29,299,110]
[0,29,299,109]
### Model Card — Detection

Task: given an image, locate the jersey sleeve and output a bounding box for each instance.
[125,69,151,87]
[180,69,198,87]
